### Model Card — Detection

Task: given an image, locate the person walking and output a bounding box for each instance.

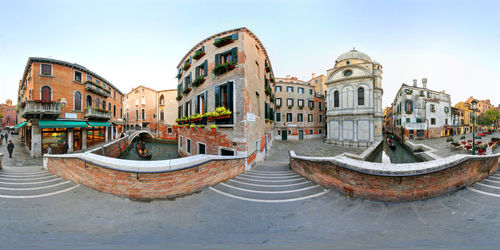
[0,134,3,146]
[7,140,14,158]
[5,133,8,144]
[62,142,69,154]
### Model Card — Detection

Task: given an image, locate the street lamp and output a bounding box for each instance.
[470,100,478,155]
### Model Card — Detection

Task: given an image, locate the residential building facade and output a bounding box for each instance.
[274,76,326,140]
[157,89,178,140]
[307,73,327,96]
[392,79,452,140]
[1,99,17,127]
[175,27,275,167]
[383,106,394,134]
[465,96,493,115]
[124,85,158,131]
[325,49,383,145]
[16,57,125,156]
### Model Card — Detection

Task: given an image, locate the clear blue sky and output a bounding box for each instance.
[1,0,499,108]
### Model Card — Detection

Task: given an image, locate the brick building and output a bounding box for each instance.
[123,86,178,140]
[1,99,17,128]
[16,57,125,156]
[274,76,326,140]
[392,79,452,140]
[383,106,393,134]
[175,27,275,166]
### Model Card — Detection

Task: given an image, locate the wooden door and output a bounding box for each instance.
[41,86,51,102]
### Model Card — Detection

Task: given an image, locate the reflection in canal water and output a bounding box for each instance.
[119,141,179,160]
[371,137,420,164]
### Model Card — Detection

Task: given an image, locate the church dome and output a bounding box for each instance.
[336,48,372,63]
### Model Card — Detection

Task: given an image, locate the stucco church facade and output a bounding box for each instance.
[325,49,383,145]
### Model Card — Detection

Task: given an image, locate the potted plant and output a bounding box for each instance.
[212,61,236,76]
[265,65,271,73]
[176,94,183,101]
[192,76,206,87]
[299,106,304,109]
[276,105,281,109]
[406,111,412,114]
[176,72,182,79]
[183,62,191,71]
[215,106,232,119]
[193,49,205,60]
[210,124,217,132]
[197,125,205,131]
[213,36,233,47]
[288,105,293,109]
[182,87,192,95]
[190,124,196,130]
[265,118,270,123]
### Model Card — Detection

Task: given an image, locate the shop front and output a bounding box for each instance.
[38,120,88,155]
[87,122,110,148]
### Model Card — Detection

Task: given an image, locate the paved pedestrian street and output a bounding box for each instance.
[1,137,499,249]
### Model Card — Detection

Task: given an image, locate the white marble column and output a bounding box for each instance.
[105,127,109,143]
[31,122,42,157]
[82,128,87,149]
[68,128,74,153]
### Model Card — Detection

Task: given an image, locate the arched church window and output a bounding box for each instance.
[334,91,339,107]
[343,70,352,76]
[358,87,365,106]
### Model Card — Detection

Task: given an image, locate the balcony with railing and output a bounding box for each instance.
[85,81,110,97]
[85,108,111,120]
[21,100,61,119]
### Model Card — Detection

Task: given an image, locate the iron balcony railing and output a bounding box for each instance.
[85,108,111,120]
[21,100,61,119]
[85,81,110,97]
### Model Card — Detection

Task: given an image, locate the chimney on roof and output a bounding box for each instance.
[422,78,428,89]
[413,79,417,87]
[286,75,290,81]
[312,73,316,79]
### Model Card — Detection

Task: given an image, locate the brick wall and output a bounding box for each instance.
[46,155,245,199]
[178,126,237,156]
[89,137,130,158]
[290,154,498,202]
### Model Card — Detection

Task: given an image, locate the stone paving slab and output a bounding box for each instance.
[0,132,43,167]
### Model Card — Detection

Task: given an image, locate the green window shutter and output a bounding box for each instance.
[203,91,207,113]
[231,33,238,40]
[195,95,199,114]
[215,85,221,107]
[265,103,269,119]
[231,48,238,64]
[195,65,199,79]
[270,108,274,121]
[188,72,192,87]
[201,45,205,52]
[203,60,208,76]
[227,81,233,111]
[215,53,220,66]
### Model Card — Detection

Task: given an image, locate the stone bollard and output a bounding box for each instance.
[0,153,3,170]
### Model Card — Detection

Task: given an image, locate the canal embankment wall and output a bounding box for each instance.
[289,151,499,202]
[43,134,246,199]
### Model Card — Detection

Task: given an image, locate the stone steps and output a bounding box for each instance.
[467,171,500,198]
[209,161,328,203]
[0,166,79,199]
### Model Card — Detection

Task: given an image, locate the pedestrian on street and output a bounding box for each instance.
[5,133,8,143]
[0,134,3,146]
[7,140,14,158]
[62,142,69,154]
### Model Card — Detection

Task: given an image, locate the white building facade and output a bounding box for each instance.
[392,78,452,140]
[325,49,383,145]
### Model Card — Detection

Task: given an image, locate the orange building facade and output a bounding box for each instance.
[16,57,124,156]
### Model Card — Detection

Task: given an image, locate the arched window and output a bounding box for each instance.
[102,100,106,110]
[41,86,51,102]
[358,87,365,106]
[160,110,164,121]
[86,95,92,108]
[113,105,116,117]
[95,97,100,109]
[159,95,165,105]
[334,91,339,107]
[74,91,82,111]
[120,108,123,118]
[108,102,111,111]
[29,90,32,100]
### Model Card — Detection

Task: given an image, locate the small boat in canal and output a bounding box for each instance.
[387,138,396,150]
[136,141,152,159]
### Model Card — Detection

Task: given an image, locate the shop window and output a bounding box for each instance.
[319,129,322,134]
[309,129,313,134]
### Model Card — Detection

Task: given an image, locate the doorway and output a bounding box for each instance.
[299,130,304,140]
[281,130,287,140]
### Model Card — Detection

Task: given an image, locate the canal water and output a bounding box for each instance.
[119,141,179,160]
[371,137,420,164]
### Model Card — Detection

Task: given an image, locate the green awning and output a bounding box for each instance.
[87,121,111,127]
[13,121,27,129]
[38,120,89,128]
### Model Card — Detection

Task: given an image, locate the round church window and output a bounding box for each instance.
[343,70,353,76]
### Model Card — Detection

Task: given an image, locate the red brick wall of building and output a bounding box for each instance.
[46,155,245,199]
[290,156,498,202]
[178,126,236,156]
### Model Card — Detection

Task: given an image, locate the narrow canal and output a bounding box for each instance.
[371,136,420,164]
[119,141,179,160]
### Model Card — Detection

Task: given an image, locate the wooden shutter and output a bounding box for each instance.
[215,85,220,107]
[203,91,207,113]
[231,48,238,64]
[227,81,233,111]
[195,64,199,79]
[215,53,220,66]
[188,72,192,87]
[265,103,269,119]
[203,60,208,76]
[195,95,199,113]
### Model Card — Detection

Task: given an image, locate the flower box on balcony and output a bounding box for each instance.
[183,63,191,71]
[288,106,293,109]
[182,87,192,95]
[215,114,230,120]
[265,65,271,73]
[265,86,271,96]
[176,95,183,101]
[192,76,206,87]
[176,72,182,79]
[193,50,205,60]
[406,111,413,114]
[212,62,236,76]
[299,106,304,109]
[276,105,281,109]
[213,36,234,47]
